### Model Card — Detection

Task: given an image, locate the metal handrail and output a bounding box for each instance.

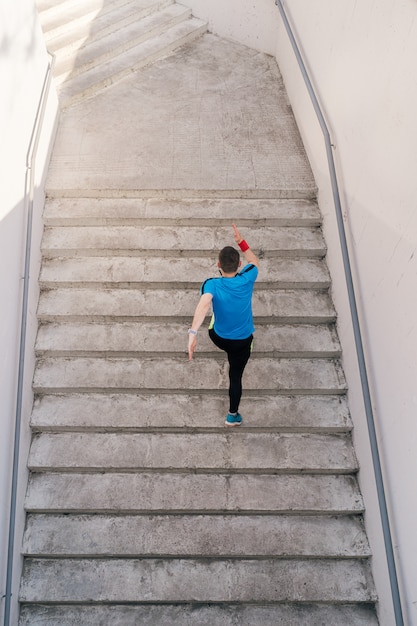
[3,51,56,626]
[274,1,404,623]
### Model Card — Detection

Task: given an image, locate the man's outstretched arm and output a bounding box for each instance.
[188,292,213,361]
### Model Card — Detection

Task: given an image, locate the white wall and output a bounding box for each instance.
[0,0,58,622]
[274,1,417,624]
[183,0,279,55]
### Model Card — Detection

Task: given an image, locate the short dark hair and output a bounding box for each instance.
[219,246,240,273]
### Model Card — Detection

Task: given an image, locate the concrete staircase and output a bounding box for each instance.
[25,1,379,622]
[18,197,378,624]
[36,0,207,107]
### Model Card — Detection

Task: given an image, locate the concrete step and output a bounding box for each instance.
[37,288,336,323]
[33,356,347,394]
[42,197,322,226]
[25,472,364,513]
[39,257,330,289]
[28,432,357,473]
[30,393,353,433]
[19,557,376,603]
[41,224,326,257]
[37,0,133,33]
[18,603,380,626]
[22,513,370,557]
[47,0,174,54]
[59,17,208,107]
[54,4,192,84]
[35,322,340,358]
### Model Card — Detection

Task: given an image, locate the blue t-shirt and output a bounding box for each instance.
[200,264,258,340]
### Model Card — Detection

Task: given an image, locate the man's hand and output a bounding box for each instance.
[187,293,212,361]
[232,223,259,268]
[188,334,197,361]
[232,223,243,244]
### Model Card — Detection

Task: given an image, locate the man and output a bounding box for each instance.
[188,224,259,426]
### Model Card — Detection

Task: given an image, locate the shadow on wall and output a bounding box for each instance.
[0,179,46,624]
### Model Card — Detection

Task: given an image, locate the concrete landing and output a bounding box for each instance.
[46,34,316,195]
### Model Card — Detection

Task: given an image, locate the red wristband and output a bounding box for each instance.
[238,239,250,252]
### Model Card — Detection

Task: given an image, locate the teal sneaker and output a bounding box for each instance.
[225,413,243,426]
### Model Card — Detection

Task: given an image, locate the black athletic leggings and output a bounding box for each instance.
[209,328,253,414]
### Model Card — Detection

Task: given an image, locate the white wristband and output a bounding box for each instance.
[188,329,198,336]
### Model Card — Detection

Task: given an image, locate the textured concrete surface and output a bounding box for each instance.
[30,392,352,432]
[59,17,208,106]
[23,513,370,557]
[40,257,331,288]
[38,0,171,40]
[33,356,347,393]
[53,4,193,82]
[43,197,323,224]
[35,322,340,356]
[37,287,336,321]
[25,473,363,513]
[20,557,376,603]
[28,432,357,471]
[41,224,326,255]
[46,34,316,195]
[18,604,380,626]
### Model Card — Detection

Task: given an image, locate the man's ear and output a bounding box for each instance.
[217,261,221,268]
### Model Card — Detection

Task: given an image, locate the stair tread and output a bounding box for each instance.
[28,432,357,472]
[25,472,364,513]
[22,513,370,557]
[35,322,340,357]
[19,557,376,603]
[37,288,336,321]
[40,257,330,287]
[43,197,322,224]
[18,603,380,626]
[46,0,173,52]
[54,4,191,81]
[39,0,160,33]
[33,356,347,394]
[42,224,326,255]
[59,17,208,106]
[30,393,353,432]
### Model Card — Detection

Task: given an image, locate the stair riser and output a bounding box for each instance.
[41,225,326,255]
[28,433,357,473]
[23,513,370,557]
[43,197,322,225]
[40,258,330,288]
[33,357,346,394]
[25,473,364,514]
[19,558,376,603]
[30,393,352,433]
[37,289,335,322]
[18,603,380,626]
[35,323,340,358]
